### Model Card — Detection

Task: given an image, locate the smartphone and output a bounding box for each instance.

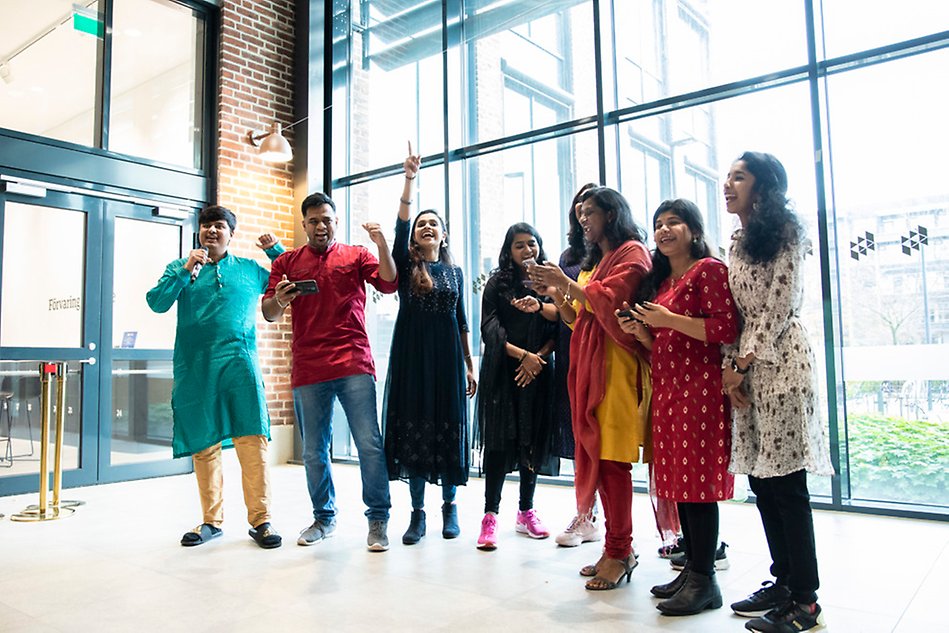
[617,308,640,323]
[521,257,537,288]
[291,279,319,295]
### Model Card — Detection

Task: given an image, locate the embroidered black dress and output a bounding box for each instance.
[383,218,470,486]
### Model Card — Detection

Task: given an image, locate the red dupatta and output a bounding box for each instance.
[567,239,651,515]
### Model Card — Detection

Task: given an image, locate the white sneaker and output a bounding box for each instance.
[554,514,602,547]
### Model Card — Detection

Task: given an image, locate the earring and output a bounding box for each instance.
[752,201,760,212]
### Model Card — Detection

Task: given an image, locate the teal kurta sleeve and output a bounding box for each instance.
[146,259,190,313]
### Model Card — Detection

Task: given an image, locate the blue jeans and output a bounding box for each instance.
[293,374,391,522]
[408,476,456,510]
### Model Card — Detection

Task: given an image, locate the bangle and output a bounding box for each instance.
[558,294,570,309]
[400,197,413,205]
[731,358,751,374]
[276,297,289,309]
[518,351,528,364]
[562,282,573,303]
[405,174,416,180]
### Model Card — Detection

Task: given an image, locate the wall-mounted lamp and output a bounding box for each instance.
[247,122,293,163]
[248,116,309,163]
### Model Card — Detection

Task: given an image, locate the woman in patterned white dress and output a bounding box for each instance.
[618,198,738,616]
[721,152,833,633]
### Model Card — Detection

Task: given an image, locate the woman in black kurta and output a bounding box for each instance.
[475,223,560,550]
[383,149,477,545]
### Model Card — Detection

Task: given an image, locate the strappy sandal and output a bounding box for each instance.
[249,522,282,549]
[180,523,222,547]
[585,554,638,591]
[580,551,607,577]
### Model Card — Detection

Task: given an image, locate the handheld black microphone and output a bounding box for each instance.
[190,246,209,283]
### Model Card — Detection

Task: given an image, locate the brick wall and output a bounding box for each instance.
[217,0,297,426]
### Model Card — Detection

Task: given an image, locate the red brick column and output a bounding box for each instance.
[217,0,297,427]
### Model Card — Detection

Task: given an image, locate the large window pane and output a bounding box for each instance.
[610,0,806,108]
[109,0,205,167]
[610,84,832,498]
[829,50,949,507]
[0,1,100,145]
[467,1,595,144]
[332,1,445,178]
[1,202,86,348]
[821,0,949,59]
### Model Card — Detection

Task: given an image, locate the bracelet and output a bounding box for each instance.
[731,358,751,374]
[562,282,573,303]
[400,197,413,205]
[405,174,416,180]
[518,351,528,364]
[276,297,289,309]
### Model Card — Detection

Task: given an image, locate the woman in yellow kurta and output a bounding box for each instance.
[532,186,651,591]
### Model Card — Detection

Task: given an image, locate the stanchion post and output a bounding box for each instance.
[12,362,76,521]
[52,362,66,508]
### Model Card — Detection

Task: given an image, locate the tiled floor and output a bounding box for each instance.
[1,455,945,632]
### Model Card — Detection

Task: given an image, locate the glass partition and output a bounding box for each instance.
[0,361,81,477]
[1,202,86,348]
[112,217,181,349]
[110,360,173,465]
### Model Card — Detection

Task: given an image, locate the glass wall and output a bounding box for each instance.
[0,0,208,169]
[326,0,949,515]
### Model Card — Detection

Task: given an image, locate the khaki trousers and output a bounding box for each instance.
[191,435,271,528]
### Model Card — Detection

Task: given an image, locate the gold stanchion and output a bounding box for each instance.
[12,362,78,521]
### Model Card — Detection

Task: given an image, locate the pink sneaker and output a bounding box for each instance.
[515,509,550,539]
[477,513,498,550]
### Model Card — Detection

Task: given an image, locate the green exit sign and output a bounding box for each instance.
[72,10,103,38]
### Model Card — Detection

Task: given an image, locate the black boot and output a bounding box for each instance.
[650,564,691,598]
[442,502,460,539]
[402,509,426,545]
[656,570,722,616]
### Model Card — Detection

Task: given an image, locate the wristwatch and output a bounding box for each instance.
[731,358,751,374]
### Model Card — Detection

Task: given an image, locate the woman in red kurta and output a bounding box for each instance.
[620,199,738,615]
[532,187,651,591]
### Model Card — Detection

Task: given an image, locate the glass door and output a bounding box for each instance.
[97,200,194,482]
[0,190,102,494]
[0,188,195,494]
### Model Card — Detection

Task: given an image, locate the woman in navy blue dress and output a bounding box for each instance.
[383,148,477,545]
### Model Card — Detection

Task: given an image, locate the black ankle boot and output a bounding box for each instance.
[402,509,426,545]
[650,564,691,598]
[656,570,722,616]
[442,502,460,539]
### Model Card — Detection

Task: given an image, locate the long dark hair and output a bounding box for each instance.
[408,209,453,295]
[736,151,804,264]
[492,222,548,298]
[635,199,714,303]
[563,182,598,267]
[579,186,647,271]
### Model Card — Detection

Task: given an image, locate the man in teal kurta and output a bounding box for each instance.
[146,205,285,549]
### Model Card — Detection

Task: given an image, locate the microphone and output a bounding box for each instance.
[190,246,209,283]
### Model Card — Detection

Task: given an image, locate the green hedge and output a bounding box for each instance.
[847,413,949,505]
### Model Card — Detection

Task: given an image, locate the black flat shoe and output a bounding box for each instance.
[249,522,282,549]
[181,523,222,547]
